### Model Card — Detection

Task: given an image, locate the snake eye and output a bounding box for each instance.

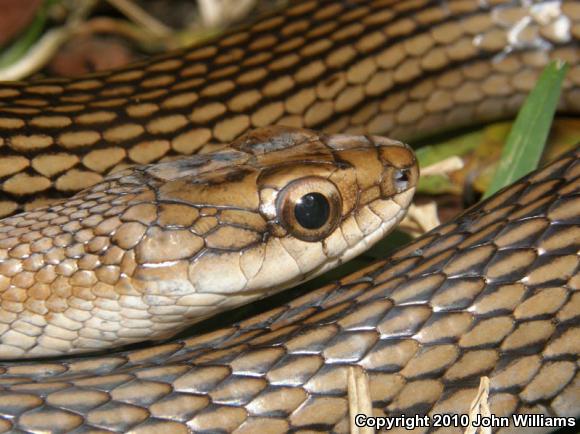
[393,169,409,192]
[277,176,341,242]
[295,193,330,229]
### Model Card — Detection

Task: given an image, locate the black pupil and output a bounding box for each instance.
[294,193,330,230]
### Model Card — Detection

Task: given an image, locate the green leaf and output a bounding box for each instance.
[415,130,481,168]
[415,131,482,195]
[0,0,62,68]
[483,60,569,199]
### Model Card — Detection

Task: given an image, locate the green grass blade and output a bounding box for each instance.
[0,12,46,68]
[0,0,62,69]
[483,60,569,199]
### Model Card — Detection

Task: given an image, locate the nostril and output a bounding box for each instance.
[394,169,409,191]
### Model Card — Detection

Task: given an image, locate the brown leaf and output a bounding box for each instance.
[48,36,136,76]
[0,0,42,47]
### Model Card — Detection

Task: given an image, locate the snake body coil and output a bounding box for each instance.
[0,0,578,432]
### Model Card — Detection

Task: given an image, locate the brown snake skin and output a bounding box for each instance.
[0,0,578,433]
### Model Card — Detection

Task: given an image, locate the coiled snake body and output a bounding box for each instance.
[0,0,578,432]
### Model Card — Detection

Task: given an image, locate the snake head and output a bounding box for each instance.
[124,127,417,346]
[175,126,418,304]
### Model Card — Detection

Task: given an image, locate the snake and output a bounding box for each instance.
[0,0,577,432]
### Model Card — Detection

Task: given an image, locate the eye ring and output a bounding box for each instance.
[276,176,342,242]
